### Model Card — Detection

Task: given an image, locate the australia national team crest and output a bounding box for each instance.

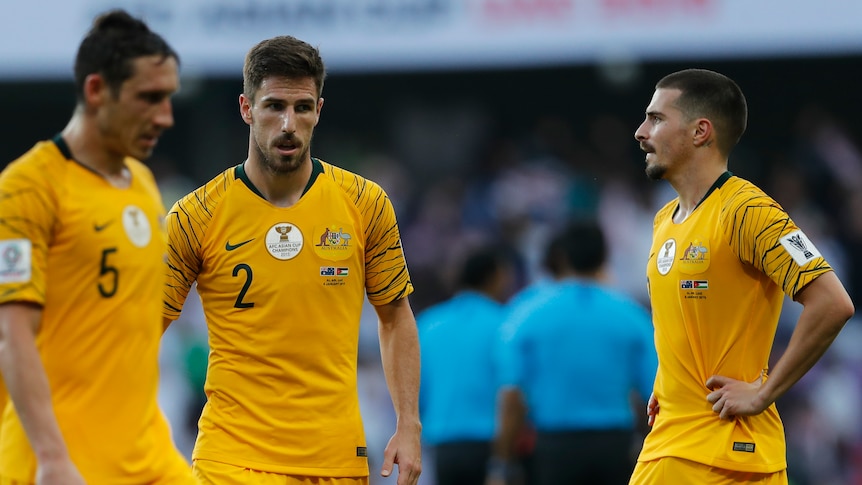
[312,224,355,261]
[265,222,303,260]
[677,237,710,274]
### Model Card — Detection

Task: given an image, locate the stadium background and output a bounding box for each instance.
[2,1,862,484]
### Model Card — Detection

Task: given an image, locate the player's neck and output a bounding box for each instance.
[243,156,312,208]
[670,161,727,223]
[60,117,131,188]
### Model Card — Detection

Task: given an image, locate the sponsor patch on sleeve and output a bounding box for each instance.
[0,239,32,284]
[779,230,821,266]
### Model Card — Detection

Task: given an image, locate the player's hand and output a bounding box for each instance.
[646,392,659,427]
[381,423,422,485]
[705,374,767,420]
[36,457,87,485]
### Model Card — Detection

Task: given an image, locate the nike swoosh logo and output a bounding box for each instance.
[94,221,113,232]
[225,238,255,251]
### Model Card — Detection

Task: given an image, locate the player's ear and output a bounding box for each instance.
[314,97,324,126]
[693,118,713,148]
[239,94,253,125]
[83,73,107,109]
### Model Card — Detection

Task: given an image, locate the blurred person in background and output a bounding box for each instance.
[489,218,657,485]
[631,68,854,484]
[162,35,421,485]
[418,244,517,485]
[0,10,192,484]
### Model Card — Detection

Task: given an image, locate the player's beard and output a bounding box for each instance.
[252,135,310,175]
[645,161,666,181]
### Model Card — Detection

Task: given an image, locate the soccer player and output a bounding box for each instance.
[162,35,422,485]
[491,219,656,485]
[0,9,193,485]
[630,68,854,484]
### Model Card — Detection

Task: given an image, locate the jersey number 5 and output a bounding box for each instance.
[98,248,119,298]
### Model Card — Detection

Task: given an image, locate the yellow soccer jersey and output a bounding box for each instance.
[164,159,413,476]
[0,137,190,482]
[639,173,832,473]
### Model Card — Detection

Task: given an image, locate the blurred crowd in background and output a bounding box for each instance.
[2,55,861,485]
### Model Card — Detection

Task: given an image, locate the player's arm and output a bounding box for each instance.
[707,272,853,418]
[162,198,205,332]
[0,302,85,483]
[375,296,422,485]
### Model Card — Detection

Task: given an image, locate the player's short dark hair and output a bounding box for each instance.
[656,68,748,157]
[544,218,606,276]
[74,9,179,102]
[243,36,326,102]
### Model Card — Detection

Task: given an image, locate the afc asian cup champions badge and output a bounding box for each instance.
[656,238,676,275]
[265,222,303,260]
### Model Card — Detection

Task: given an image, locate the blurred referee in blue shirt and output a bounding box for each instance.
[418,245,517,485]
[490,219,657,485]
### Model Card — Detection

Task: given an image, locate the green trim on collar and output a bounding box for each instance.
[234,158,324,200]
[695,171,734,210]
[304,158,324,196]
[52,133,73,160]
[234,162,266,199]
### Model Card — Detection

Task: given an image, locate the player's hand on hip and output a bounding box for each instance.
[381,425,422,485]
[647,392,660,427]
[705,374,767,420]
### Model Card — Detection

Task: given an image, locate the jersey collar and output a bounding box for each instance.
[694,170,734,210]
[235,158,324,201]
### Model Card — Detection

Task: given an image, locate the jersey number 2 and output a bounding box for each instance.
[232,263,255,308]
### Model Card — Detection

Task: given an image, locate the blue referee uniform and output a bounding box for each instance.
[499,278,656,431]
[497,277,657,485]
[419,290,507,445]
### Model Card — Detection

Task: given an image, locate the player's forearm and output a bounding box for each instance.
[759,273,853,406]
[378,308,421,428]
[0,306,71,463]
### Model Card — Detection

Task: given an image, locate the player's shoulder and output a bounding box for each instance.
[2,140,66,180]
[318,158,388,202]
[718,175,779,208]
[172,164,238,213]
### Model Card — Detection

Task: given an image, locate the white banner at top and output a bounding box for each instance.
[4,0,862,79]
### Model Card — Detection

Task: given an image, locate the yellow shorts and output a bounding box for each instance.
[0,464,193,485]
[629,457,788,485]
[193,459,370,485]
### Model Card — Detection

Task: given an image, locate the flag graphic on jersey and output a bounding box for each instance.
[679,280,708,289]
